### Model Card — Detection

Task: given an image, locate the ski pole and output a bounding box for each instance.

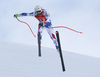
[49,26,83,34]
[56,31,66,72]
[16,17,36,37]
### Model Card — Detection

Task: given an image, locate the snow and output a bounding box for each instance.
[0,41,100,77]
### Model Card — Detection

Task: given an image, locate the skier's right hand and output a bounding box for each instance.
[14,14,20,18]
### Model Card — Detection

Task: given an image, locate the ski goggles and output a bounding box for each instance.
[36,10,42,14]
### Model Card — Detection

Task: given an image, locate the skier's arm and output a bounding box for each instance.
[14,12,35,18]
[43,11,51,27]
[39,13,51,27]
[19,12,35,16]
[44,11,50,23]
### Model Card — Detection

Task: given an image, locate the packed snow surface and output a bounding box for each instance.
[0,41,100,77]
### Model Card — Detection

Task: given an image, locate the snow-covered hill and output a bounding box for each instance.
[0,41,100,77]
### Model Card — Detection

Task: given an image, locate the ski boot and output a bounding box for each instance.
[56,46,59,52]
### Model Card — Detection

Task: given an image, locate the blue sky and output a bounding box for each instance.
[0,0,100,58]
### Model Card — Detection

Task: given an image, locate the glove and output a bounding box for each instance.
[39,22,46,27]
[14,14,20,18]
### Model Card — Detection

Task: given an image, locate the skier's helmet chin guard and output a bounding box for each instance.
[35,5,42,15]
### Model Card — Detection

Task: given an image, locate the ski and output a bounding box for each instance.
[38,32,41,57]
[56,31,66,72]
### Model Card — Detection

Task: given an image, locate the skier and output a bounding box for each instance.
[14,5,59,51]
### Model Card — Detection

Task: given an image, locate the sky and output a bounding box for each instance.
[0,0,100,58]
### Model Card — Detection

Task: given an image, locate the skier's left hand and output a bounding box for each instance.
[39,22,51,28]
[39,22,46,27]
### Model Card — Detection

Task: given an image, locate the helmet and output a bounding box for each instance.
[34,5,42,14]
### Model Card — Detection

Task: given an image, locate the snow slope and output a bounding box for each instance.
[0,41,100,77]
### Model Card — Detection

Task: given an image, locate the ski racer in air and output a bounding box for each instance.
[14,5,59,51]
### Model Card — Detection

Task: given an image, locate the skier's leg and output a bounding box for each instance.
[46,28,59,50]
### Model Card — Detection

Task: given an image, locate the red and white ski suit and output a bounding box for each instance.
[19,9,58,49]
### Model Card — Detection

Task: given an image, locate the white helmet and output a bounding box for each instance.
[34,5,42,14]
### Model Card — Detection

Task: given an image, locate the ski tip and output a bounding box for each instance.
[56,31,58,34]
